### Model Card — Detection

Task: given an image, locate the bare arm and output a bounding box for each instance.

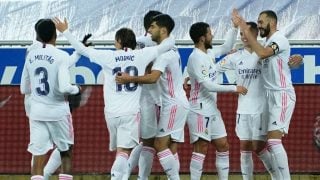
[233,9,274,59]
[116,70,162,84]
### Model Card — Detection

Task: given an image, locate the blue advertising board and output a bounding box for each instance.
[0,47,319,85]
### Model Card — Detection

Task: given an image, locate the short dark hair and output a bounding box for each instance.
[189,22,209,44]
[144,10,162,31]
[151,14,175,34]
[260,10,277,23]
[115,28,137,50]
[34,19,45,31]
[246,21,258,35]
[35,19,56,43]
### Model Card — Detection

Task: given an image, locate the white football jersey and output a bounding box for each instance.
[152,46,189,108]
[187,48,235,116]
[261,31,294,92]
[137,34,161,106]
[20,44,79,121]
[217,49,264,114]
[136,33,157,48]
[63,30,174,118]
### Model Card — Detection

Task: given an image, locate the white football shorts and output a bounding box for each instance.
[28,114,74,155]
[265,90,296,134]
[106,113,140,151]
[156,104,188,142]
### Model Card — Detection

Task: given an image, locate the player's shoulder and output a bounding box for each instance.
[271,31,289,43]
[189,48,205,60]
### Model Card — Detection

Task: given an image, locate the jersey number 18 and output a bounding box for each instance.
[112,66,138,92]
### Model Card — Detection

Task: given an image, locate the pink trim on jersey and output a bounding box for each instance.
[190,81,200,104]
[277,58,286,88]
[166,70,175,98]
[167,105,177,130]
[280,92,288,122]
[68,115,74,139]
[197,114,203,133]
[157,149,172,159]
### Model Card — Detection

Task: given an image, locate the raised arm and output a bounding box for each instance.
[211,27,238,57]
[53,17,113,68]
[232,9,274,59]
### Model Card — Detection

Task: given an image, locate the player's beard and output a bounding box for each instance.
[204,39,212,49]
[151,31,161,44]
[259,23,270,38]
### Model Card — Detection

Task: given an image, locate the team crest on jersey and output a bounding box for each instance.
[219,59,226,66]
[201,65,208,76]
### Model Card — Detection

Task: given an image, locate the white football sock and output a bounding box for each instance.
[216,151,229,180]
[138,146,155,180]
[240,151,253,180]
[190,152,205,180]
[111,152,129,180]
[267,139,291,180]
[44,148,61,180]
[157,149,180,180]
[258,148,278,180]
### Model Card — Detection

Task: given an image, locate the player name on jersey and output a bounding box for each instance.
[115,55,135,62]
[29,54,55,64]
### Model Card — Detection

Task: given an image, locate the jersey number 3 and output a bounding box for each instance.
[112,66,138,92]
[35,67,50,96]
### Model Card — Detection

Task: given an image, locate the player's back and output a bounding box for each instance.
[100,48,156,118]
[25,45,70,120]
[152,47,188,107]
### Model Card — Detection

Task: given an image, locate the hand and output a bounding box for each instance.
[232,9,247,29]
[82,34,93,47]
[227,49,238,55]
[52,17,68,33]
[288,54,303,68]
[236,85,248,95]
[231,9,240,28]
[115,72,131,84]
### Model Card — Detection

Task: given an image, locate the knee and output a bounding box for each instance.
[60,146,73,158]
[215,140,229,152]
[154,138,167,152]
[193,139,209,155]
